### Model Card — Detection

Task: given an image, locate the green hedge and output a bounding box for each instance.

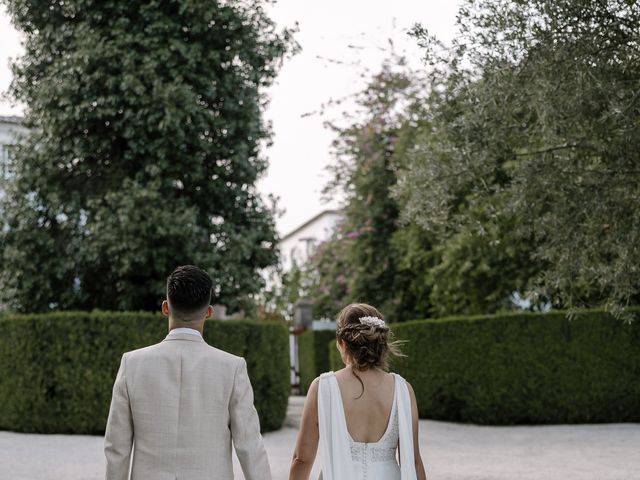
[328,309,640,424]
[328,338,344,372]
[0,312,290,434]
[298,329,336,394]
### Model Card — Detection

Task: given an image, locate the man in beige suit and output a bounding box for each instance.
[105,265,271,480]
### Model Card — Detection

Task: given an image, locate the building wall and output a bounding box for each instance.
[279,210,343,271]
[0,116,28,184]
[0,116,27,311]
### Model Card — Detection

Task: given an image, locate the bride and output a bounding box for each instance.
[289,303,427,480]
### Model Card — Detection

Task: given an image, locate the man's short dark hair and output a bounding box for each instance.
[167,265,213,320]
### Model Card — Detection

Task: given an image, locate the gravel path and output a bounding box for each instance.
[1,413,638,479]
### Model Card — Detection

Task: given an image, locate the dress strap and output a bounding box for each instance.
[392,373,418,480]
[317,372,358,480]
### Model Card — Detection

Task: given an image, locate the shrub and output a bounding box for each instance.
[297,330,336,394]
[327,309,640,424]
[0,312,289,434]
[328,338,344,372]
[392,309,640,424]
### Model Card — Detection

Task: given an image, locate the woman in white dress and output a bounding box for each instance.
[289,303,427,480]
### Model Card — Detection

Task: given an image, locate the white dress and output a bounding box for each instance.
[317,372,417,480]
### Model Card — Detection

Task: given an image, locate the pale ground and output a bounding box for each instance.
[1,397,639,480]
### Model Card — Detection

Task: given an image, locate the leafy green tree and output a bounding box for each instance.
[397,0,640,314]
[0,0,295,312]
[307,59,433,321]
[311,56,527,320]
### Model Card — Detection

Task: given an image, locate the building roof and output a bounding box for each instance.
[280,209,343,243]
[0,115,24,125]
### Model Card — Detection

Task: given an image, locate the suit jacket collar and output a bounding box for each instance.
[163,333,206,343]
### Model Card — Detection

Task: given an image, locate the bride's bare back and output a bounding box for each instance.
[289,303,426,480]
[334,367,396,443]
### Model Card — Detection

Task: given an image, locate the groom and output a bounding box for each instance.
[104,265,271,480]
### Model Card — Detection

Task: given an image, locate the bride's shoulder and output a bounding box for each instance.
[391,372,416,392]
[390,373,418,403]
[390,371,408,383]
[325,367,354,381]
[309,370,338,391]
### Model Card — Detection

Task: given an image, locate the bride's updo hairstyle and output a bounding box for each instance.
[336,303,403,372]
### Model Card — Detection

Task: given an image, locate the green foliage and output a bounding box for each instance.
[322,67,404,318]
[251,0,640,321]
[0,312,289,433]
[305,59,433,321]
[328,337,344,372]
[297,329,335,394]
[306,55,536,319]
[397,0,640,314]
[261,261,310,321]
[423,213,540,317]
[304,0,640,319]
[390,309,640,424]
[0,0,296,312]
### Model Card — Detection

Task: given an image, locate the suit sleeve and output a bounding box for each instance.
[104,354,134,480]
[229,358,272,480]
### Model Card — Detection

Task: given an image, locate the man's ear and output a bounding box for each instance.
[205,305,214,320]
[161,300,170,317]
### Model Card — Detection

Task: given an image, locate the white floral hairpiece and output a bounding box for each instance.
[359,316,386,329]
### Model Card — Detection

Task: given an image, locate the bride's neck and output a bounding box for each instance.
[348,365,383,376]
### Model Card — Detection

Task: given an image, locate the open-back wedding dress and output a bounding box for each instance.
[317,371,417,480]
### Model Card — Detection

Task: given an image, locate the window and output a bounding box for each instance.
[1,144,15,179]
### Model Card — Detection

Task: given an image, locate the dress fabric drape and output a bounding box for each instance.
[317,371,417,480]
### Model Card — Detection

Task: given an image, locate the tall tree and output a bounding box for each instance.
[0,0,295,312]
[309,59,432,321]
[397,0,640,314]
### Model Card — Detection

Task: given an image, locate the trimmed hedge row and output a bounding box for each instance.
[0,312,290,434]
[298,329,336,394]
[328,309,640,424]
[328,337,343,372]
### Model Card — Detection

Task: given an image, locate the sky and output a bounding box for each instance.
[0,0,461,236]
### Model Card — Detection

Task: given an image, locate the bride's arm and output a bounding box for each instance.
[408,382,428,480]
[289,377,320,480]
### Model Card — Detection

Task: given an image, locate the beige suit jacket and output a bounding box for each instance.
[104,332,271,480]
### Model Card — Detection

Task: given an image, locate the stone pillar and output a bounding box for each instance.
[293,299,314,330]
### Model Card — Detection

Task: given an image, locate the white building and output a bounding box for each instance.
[279,209,343,271]
[0,116,27,311]
[280,210,343,390]
[0,115,27,185]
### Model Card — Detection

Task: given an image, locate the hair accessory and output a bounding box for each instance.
[359,316,386,329]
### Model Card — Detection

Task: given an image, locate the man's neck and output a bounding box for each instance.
[168,322,204,336]
[169,326,203,337]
